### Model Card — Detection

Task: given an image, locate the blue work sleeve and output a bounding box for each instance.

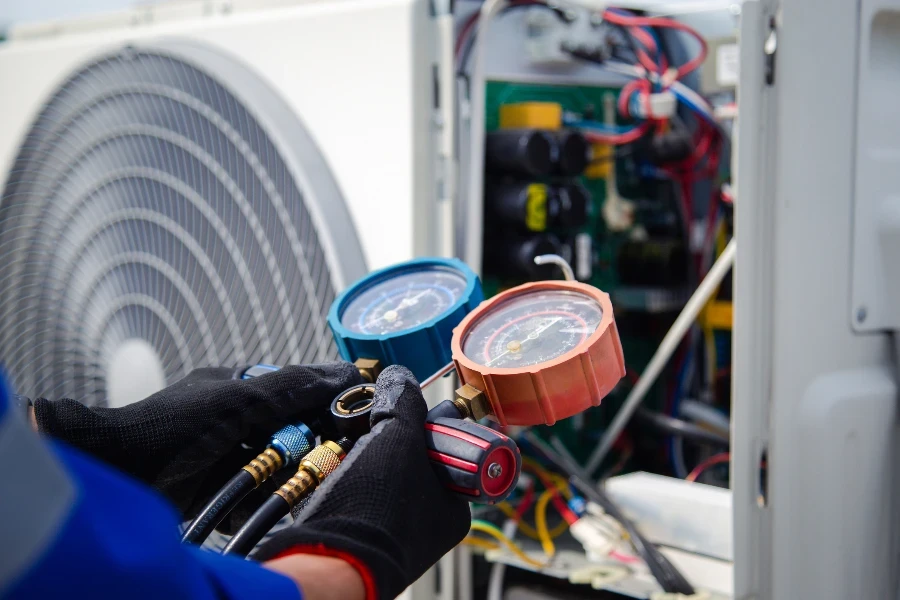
[4,442,302,600]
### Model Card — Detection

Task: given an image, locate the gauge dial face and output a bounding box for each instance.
[462,290,603,368]
[340,267,468,335]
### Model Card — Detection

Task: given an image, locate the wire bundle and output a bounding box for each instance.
[463,458,576,567]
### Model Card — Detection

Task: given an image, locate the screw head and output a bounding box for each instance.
[487,462,503,479]
[857,306,868,323]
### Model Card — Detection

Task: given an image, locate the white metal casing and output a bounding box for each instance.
[0,0,448,273]
[734,2,900,599]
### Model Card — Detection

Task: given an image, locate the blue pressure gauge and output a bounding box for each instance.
[327,258,483,382]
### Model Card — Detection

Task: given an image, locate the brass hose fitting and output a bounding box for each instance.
[354,358,382,383]
[275,440,347,507]
[454,384,492,420]
[242,448,284,486]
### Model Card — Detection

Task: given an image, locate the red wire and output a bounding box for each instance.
[584,121,651,145]
[700,189,721,276]
[525,465,580,525]
[627,27,663,73]
[617,78,650,119]
[455,12,480,57]
[603,9,708,80]
[685,452,730,482]
[514,482,536,518]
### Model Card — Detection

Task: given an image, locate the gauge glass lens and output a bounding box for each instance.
[340,267,467,335]
[462,290,603,368]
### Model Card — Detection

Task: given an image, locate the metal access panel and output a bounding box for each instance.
[733,1,900,599]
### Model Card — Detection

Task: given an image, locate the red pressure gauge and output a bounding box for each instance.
[451,280,625,426]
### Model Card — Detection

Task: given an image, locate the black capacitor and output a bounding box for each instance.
[556,182,591,228]
[485,234,564,280]
[616,239,688,287]
[485,129,555,177]
[554,130,590,176]
[486,181,559,233]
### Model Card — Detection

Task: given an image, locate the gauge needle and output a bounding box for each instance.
[363,290,431,330]
[527,317,561,340]
[484,317,562,366]
[397,289,429,309]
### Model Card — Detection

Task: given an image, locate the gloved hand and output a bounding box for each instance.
[255,365,472,600]
[34,362,363,527]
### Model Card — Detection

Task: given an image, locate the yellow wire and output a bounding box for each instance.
[469,520,547,568]
[494,502,569,540]
[461,537,500,552]
[521,458,573,499]
[534,489,556,558]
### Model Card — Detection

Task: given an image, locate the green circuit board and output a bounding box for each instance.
[482,80,678,471]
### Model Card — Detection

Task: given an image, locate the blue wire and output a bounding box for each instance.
[668,348,693,478]
[670,87,718,128]
[606,6,664,90]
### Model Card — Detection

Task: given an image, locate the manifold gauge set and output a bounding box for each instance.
[246,256,625,505]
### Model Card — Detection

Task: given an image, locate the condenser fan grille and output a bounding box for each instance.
[0,45,364,405]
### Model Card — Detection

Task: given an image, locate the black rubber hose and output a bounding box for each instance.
[635,407,730,447]
[222,495,291,558]
[182,470,257,545]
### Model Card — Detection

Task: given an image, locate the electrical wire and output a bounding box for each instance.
[469,520,548,568]
[522,431,695,595]
[686,452,730,483]
[494,479,568,541]
[462,537,501,552]
[586,238,736,475]
[668,341,694,478]
[680,399,730,437]
[521,458,579,525]
[602,9,708,80]
[636,407,729,447]
[582,121,652,145]
[534,489,557,558]
[494,503,569,541]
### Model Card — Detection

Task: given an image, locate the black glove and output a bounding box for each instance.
[34,363,363,527]
[255,365,472,600]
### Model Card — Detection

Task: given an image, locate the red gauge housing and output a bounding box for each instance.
[451,281,625,426]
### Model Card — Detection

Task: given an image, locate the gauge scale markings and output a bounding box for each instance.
[462,291,604,369]
[340,268,468,336]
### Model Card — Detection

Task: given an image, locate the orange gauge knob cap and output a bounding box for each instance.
[451,281,624,426]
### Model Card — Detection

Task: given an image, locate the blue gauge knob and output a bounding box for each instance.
[327,258,483,382]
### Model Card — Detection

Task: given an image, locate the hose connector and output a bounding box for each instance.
[269,422,316,465]
[243,448,284,486]
[274,440,349,507]
[240,421,316,487]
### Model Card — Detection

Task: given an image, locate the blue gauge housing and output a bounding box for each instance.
[327,257,483,382]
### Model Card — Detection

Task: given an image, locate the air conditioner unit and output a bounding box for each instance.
[0,0,455,407]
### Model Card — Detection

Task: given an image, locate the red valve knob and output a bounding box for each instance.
[424,417,521,504]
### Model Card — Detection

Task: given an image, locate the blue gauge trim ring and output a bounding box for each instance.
[327,258,483,382]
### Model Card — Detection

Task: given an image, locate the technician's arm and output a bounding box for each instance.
[5,394,363,600]
[266,555,364,600]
